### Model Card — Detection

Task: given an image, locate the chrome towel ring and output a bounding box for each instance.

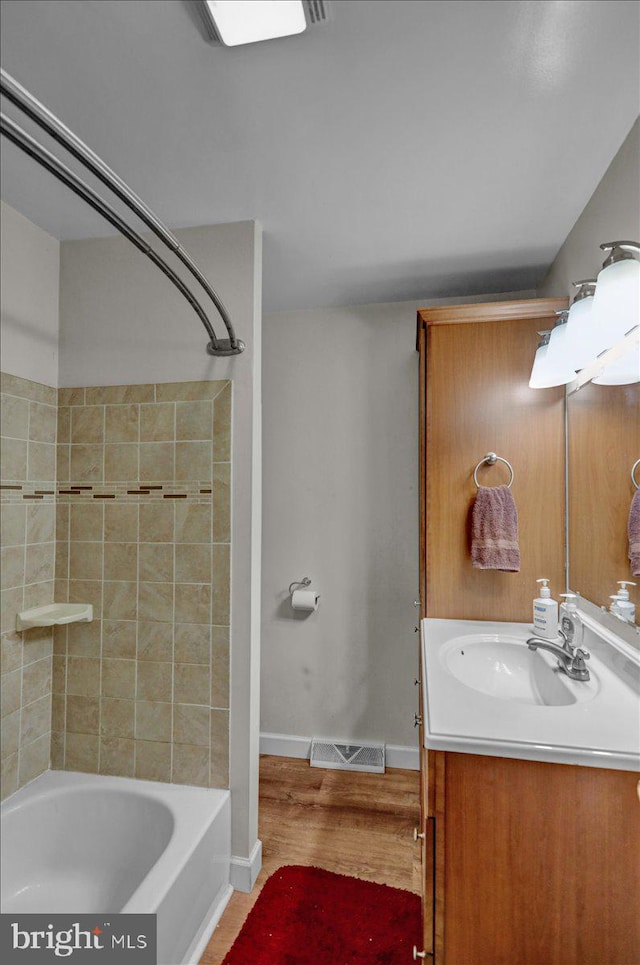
[632,459,640,490]
[473,452,515,489]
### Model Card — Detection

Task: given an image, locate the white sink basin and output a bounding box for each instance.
[441,634,598,706]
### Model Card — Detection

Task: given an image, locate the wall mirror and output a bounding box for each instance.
[566,373,640,628]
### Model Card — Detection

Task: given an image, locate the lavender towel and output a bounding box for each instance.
[629,489,640,577]
[471,484,521,572]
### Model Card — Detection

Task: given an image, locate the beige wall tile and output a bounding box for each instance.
[3,587,26,633]
[135,700,172,742]
[103,542,137,581]
[1,503,26,546]
[68,579,102,614]
[85,385,154,405]
[66,694,99,734]
[58,388,86,406]
[70,406,104,444]
[99,737,134,777]
[1,437,27,480]
[67,620,101,657]
[55,541,69,581]
[67,656,101,696]
[70,445,103,481]
[135,739,171,782]
[138,543,173,583]
[105,405,139,443]
[52,694,66,731]
[22,657,52,705]
[2,373,55,406]
[137,661,172,702]
[212,383,231,462]
[1,709,20,760]
[138,582,174,623]
[19,733,50,786]
[174,504,211,543]
[69,541,102,581]
[140,403,175,442]
[174,624,210,665]
[65,733,99,772]
[175,442,211,482]
[24,542,55,585]
[139,504,174,542]
[1,394,29,439]
[57,445,70,481]
[50,731,65,769]
[20,693,52,745]
[53,656,67,694]
[137,622,172,662]
[23,628,54,663]
[105,444,138,481]
[100,697,134,738]
[210,709,230,787]
[57,406,71,444]
[27,503,56,544]
[211,544,230,625]
[175,583,211,625]
[102,620,136,659]
[174,663,210,705]
[104,504,138,542]
[70,503,104,541]
[30,402,57,444]
[139,442,175,481]
[176,400,212,441]
[101,659,136,699]
[212,463,230,542]
[1,545,25,590]
[23,580,54,610]
[155,380,228,403]
[175,543,211,584]
[56,503,69,539]
[28,442,56,481]
[1,632,22,675]
[172,743,209,787]
[173,704,209,746]
[103,581,137,621]
[1,753,18,799]
[211,626,230,708]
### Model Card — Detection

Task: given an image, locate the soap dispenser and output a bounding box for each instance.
[610,581,637,623]
[533,579,558,639]
[559,592,583,649]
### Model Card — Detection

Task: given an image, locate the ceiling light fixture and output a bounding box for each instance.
[199,0,307,47]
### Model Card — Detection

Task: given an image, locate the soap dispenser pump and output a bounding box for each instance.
[559,592,583,649]
[533,579,558,639]
[610,581,637,623]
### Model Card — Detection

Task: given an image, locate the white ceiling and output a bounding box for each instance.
[1,0,638,312]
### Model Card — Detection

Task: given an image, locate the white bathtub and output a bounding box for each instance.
[1,770,232,965]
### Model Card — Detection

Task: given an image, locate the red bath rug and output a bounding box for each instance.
[221,864,421,965]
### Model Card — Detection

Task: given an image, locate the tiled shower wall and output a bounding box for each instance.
[1,374,232,799]
[1,373,57,799]
[53,380,231,787]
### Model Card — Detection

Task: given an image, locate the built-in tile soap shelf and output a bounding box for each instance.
[16,603,93,632]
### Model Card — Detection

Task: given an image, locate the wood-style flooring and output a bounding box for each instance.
[199,755,421,964]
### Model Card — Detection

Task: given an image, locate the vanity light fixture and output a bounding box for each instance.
[197,0,307,46]
[591,241,640,344]
[592,329,640,384]
[529,316,575,388]
[565,280,602,370]
[528,331,553,388]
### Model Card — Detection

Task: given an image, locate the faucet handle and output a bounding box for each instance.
[572,648,590,670]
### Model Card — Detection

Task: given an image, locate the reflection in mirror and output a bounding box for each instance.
[567,379,640,625]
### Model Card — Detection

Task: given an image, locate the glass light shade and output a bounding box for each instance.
[591,257,640,346]
[565,295,605,369]
[529,340,573,388]
[543,321,576,385]
[205,1,306,46]
[593,342,640,385]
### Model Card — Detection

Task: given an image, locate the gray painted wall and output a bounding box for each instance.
[0,201,59,387]
[538,119,639,298]
[260,291,534,749]
[58,222,262,866]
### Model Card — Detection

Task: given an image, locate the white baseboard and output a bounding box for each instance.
[230,838,263,892]
[182,883,233,965]
[259,732,419,771]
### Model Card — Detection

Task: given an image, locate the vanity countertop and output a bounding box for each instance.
[421,616,640,771]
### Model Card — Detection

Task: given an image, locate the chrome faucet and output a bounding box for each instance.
[526,629,591,681]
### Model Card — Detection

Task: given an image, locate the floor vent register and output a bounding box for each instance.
[310,740,385,774]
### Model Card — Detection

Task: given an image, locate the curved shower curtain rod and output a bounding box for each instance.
[0,69,244,357]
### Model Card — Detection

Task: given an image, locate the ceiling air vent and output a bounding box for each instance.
[305,0,329,25]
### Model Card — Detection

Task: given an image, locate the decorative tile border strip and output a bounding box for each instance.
[1,478,226,504]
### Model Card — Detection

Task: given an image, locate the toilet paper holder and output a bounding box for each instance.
[289,576,312,596]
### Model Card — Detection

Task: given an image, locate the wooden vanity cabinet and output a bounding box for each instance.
[416,745,640,965]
